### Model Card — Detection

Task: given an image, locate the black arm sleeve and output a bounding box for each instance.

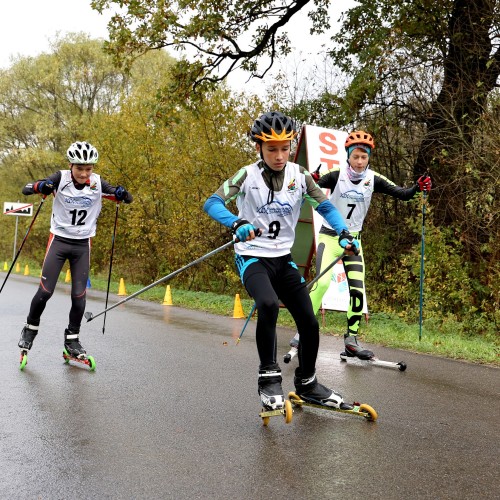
[101,179,133,203]
[317,169,340,191]
[373,173,418,201]
[22,171,61,195]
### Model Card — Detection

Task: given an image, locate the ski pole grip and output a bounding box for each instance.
[234,227,262,242]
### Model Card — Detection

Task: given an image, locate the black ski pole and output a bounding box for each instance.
[102,202,120,334]
[306,254,344,291]
[85,239,235,322]
[419,189,428,341]
[0,196,47,294]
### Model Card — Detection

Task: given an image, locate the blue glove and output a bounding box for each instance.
[338,230,360,255]
[36,180,55,195]
[231,219,256,242]
[115,186,128,201]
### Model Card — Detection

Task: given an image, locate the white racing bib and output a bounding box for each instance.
[324,166,375,233]
[50,170,103,238]
[235,162,306,257]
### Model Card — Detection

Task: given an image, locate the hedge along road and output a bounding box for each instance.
[0,273,498,499]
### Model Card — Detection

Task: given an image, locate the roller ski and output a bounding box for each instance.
[341,333,406,371]
[283,332,299,364]
[288,370,377,421]
[258,366,293,426]
[18,324,39,371]
[62,328,96,371]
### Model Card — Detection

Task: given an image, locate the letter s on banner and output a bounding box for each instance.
[319,131,340,169]
[319,131,339,155]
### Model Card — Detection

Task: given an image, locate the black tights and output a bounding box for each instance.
[239,254,319,377]
[27,234,90,330]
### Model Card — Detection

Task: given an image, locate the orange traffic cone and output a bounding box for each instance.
[233,294,245,319]
[24,264,30,276]
[65,269,71,282]
[162,285,173,306]
[15,262,21,273]
[118,278,127,296]
[3,262,7,271]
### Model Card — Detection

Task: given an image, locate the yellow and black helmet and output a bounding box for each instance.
[250,111,297,143]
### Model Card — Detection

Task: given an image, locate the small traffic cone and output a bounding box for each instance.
[87,277,92,288]
[3,262,7,271]
[162,285,173,306]
[65,269,71,282]
[24,264,30,276]
[118,278,127,296]
[15,263,21,273]
[233,293,245,319]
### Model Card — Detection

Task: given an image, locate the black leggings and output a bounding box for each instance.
[237,254,319,376]
[27,234,90,330]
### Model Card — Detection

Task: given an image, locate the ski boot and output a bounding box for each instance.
[292,370,347,409]
[18,324,39,370]
[283,332,299,363]
[63,328,96,370]
[342,333,374,360]
[258,365,292,426]
[340,333,407,371]
[288,369,378,421]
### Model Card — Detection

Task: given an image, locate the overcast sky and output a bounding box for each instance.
[1,0,359,92]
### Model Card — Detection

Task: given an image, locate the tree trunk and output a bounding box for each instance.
[414,0,499,227]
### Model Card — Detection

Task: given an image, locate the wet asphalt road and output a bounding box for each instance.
[0,273,499,500]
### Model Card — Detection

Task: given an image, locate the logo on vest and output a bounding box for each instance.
[257,200,292,217]
[64,196,93,208]
[340,190,365,203]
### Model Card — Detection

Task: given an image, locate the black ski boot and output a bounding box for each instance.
[19,324,39,370]
[258,364,284,411]
[344,333,374,360]
[18,324,39,351]
[294,369,352,410]
[64,328,86,359]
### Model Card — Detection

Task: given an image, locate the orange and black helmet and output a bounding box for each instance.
[250,111,297,143]
[344,130,375,151]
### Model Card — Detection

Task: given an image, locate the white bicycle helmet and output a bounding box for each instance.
[66,142,99,164]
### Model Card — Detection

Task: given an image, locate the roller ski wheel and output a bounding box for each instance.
[259,399,293,426]
[340,351,407,371]
[19,350,29,371]
[288,391,378,422]
[283,346,298,364]
[63,348,96,371]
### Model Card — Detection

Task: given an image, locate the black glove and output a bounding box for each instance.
[338,230,360,255]
[115,186,128,201]
[36,180,55,195]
